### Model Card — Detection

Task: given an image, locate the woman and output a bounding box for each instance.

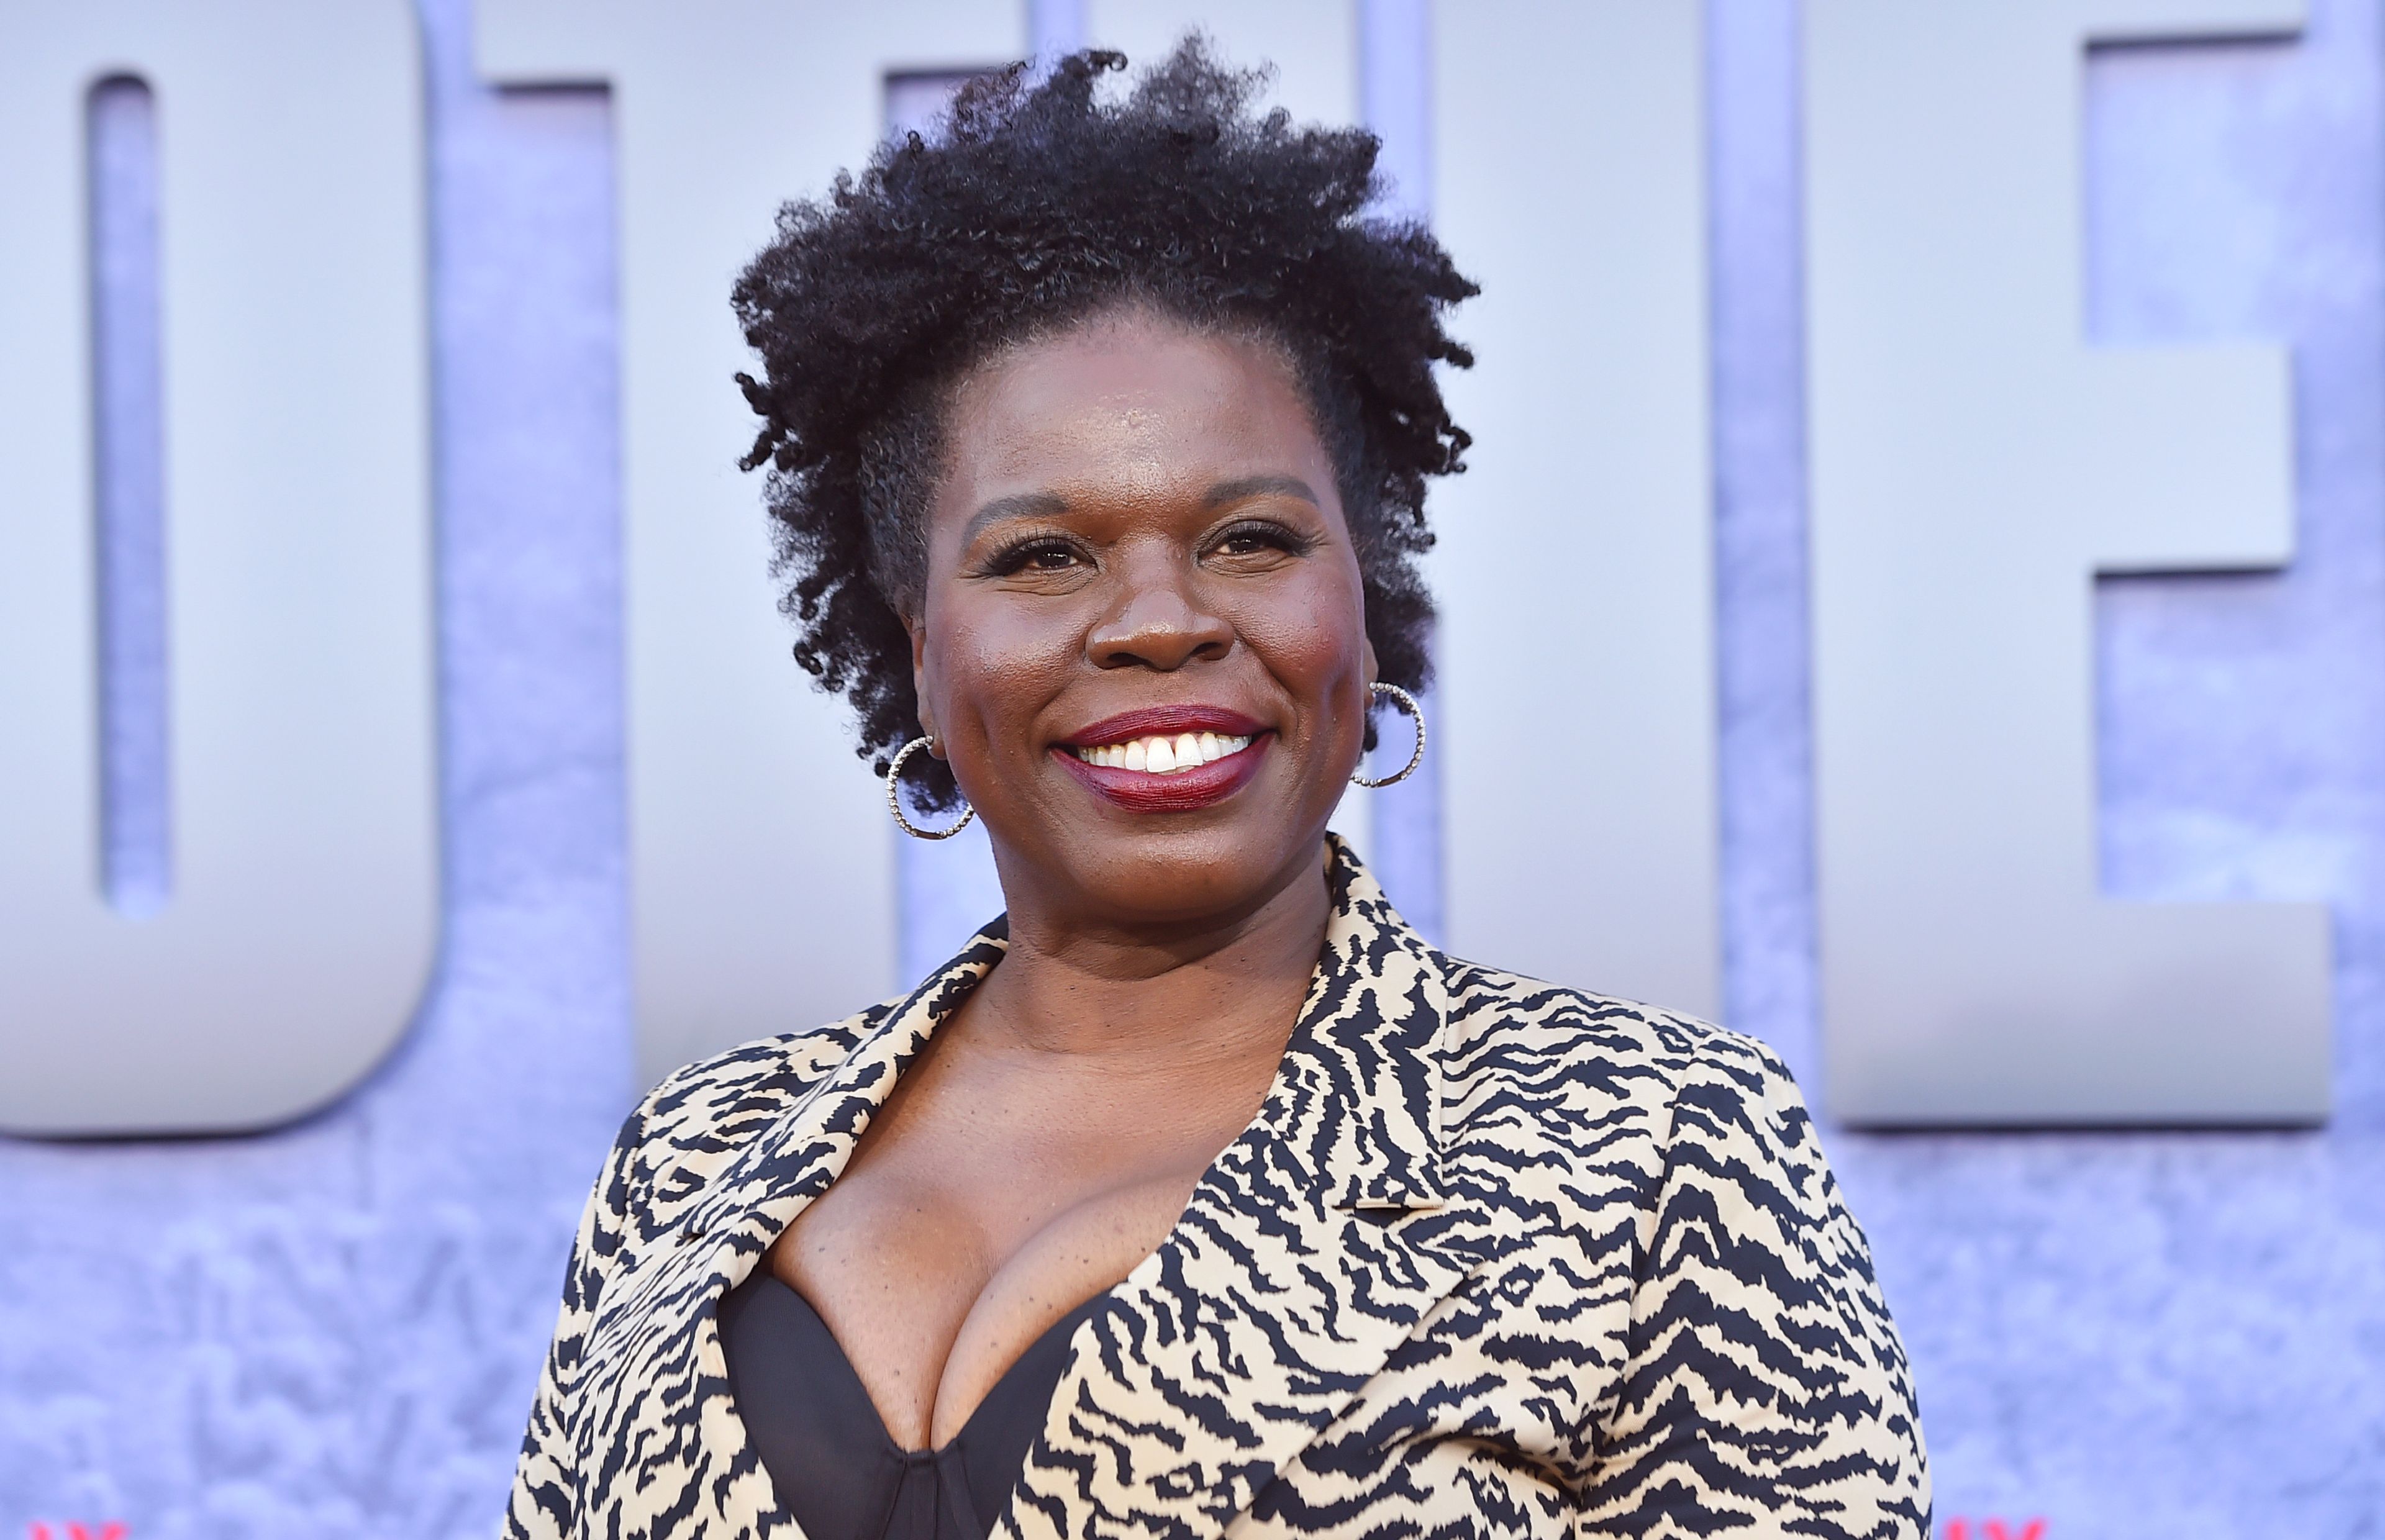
[506,45,1928,1540]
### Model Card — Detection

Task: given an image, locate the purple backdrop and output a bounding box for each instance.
[4,1,2384,1534]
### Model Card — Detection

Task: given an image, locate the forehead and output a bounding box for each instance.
[939,310,1332,500]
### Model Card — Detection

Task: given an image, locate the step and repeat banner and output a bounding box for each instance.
[9,4,2383,1538]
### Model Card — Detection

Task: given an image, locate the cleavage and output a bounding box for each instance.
[770,1169,1199,1449]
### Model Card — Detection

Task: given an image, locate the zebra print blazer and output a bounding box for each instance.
[505,840,1928,1539]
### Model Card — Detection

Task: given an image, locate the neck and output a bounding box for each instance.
[961,844,1334,1069]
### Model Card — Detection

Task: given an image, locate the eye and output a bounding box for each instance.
[1207,519,1314,563]
[983,535,1088,577]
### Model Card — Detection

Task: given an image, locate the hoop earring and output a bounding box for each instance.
[885,736,978,840]
[1352,682,1427,789]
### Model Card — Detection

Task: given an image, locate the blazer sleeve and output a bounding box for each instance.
[502,1101,651,1540]
[1578,1041,1931,1539]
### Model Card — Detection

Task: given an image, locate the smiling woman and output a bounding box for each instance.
[504,41,1929,1540]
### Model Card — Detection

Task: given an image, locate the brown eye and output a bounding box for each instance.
[986,537,1086,576]
[1210,520,1311,561]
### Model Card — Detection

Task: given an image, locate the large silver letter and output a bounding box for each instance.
[0,0,436,1134]
[1807,0,2330,1124]
[1431,2,1720,1018]
[476,1,1023,1087]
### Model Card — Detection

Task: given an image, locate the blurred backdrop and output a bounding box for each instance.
[3,0,2383,1536]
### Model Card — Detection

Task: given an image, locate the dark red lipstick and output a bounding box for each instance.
[1053,706,1273,813]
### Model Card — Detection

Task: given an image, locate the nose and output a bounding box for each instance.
[1086,564,1233,672]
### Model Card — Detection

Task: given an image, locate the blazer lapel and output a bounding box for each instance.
[1004,843,1483,1540]
[611,925,1009,1539]
[661,924,1011,1285]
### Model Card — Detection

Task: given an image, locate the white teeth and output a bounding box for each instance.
[1074,732,1255,775]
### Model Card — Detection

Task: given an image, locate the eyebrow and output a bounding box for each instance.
[1202,474,1321,510]
[958,491,1070,548]
[957,475,1323,546]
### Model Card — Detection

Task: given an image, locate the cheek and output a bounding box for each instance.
[922,594,1083,740]
[1229,567,1371,704]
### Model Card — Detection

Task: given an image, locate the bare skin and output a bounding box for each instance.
[766,306,1376,1450]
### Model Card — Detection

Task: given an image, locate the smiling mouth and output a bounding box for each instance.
[1070,731,1255,775]
[1053,710,1271,812]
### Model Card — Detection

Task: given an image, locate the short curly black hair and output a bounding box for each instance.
[732,39,1476,810]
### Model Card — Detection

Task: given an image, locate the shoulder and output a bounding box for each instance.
[1434,950,1797,1144]
[1429,952,1845,1238]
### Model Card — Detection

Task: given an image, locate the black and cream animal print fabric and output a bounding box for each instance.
[505,839,1928,1539]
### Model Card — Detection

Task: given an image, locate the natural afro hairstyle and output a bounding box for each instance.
[732,38,1476,810]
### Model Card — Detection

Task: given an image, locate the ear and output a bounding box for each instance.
[904,609,943,756]
[1360,632,1379,691]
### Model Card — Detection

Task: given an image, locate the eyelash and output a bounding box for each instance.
[1207,519,1314,559]
[980,535,1085,576]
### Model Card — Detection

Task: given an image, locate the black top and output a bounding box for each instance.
[717,1271,1109,1540]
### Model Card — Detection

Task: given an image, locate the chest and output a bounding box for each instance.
[794,1026,1266,1269]
[765,1048,1266,1449]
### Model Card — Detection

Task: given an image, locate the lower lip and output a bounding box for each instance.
[1053,736,1271,813]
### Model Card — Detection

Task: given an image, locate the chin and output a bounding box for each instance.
[1060,818,1327,925]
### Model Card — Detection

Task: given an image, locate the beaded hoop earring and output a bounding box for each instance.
[1350,682,1427,788]
[884,736,978,840]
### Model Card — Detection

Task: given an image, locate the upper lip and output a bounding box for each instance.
[1056,705,1269,748]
